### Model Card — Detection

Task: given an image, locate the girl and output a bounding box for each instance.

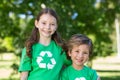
[60,34,100,80]
[19,8,70,80]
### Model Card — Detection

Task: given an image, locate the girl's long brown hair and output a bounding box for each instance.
[25,8,65,57]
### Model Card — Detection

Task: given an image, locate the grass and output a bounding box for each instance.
[0,53,120,80]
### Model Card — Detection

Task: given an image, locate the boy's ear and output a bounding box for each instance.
[35,20,38,28]
[68,51,71,57]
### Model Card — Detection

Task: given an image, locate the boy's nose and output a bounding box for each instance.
[78,53,83,57]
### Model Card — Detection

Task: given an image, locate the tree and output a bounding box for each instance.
[0,0,120,63]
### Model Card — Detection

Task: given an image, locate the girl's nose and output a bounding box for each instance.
[46,24,51,29]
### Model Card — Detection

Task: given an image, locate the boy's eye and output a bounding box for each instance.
[51,23,55,26]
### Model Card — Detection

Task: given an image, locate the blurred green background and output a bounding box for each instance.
[0,0,120,80]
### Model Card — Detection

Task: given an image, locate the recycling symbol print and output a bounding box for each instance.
[75,77,86,80]
[36,51,56,69]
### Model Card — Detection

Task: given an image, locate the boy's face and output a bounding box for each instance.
[68,44,90,69]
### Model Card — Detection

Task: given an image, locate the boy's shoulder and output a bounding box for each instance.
[64,65,96,71]
[62,65,72,71]
[83,65,97,76]
[84,65,96,72]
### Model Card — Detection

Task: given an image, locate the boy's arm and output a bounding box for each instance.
[97,76,101,80]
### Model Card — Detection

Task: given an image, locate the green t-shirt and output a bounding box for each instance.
[19,40,70,80]
[60,65,98,80]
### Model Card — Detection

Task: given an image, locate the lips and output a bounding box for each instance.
[76,58,84,63]
[42,29,52,35]
[45,31,51,34]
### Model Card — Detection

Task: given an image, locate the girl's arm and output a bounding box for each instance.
[20,71,29,80]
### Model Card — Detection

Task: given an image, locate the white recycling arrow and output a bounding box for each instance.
[75,77,86,80]
[36,57,43,63]
[40,51,46,57]
[39,63,46,68]
[50,58,56,64]
[47,63,54,69]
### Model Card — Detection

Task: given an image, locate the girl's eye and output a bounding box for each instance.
[83,52,88,54]
[42,22,46,25]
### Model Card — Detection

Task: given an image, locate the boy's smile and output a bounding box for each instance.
[69,44,89,70]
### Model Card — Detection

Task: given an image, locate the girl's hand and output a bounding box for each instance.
[20,71,29,80]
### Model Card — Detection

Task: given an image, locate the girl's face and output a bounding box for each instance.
[35,13,57,38]
[68,44,89,70]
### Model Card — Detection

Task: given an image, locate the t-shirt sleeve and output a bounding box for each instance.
[90,70,98,80]
[18,48,31,72]
[60,69,69,80]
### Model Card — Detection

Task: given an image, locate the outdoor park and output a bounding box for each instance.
[0,53,120,80]
[0,0,120,80]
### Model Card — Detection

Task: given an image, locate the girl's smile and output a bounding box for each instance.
[35,13,57,38]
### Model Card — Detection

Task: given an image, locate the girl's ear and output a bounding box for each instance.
[35,20,38,28]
